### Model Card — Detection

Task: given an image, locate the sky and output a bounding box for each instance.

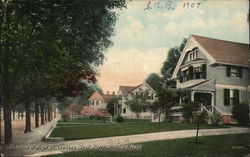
[97,0,249,94]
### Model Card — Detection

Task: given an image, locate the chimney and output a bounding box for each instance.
[112,91,115,95]
[107,91,109,95]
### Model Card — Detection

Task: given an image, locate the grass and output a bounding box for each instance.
[50,122,228,140]
[46,133,250,157]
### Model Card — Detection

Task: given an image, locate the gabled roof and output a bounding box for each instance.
[89,91,104,101]
[119,84,141,95]
[102,94,116,102]
[88,91,116,103]
[119,82,156,95]
[172,35,250,79]
[192,35,249,67]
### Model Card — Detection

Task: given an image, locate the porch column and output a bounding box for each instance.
[191,91,195,101]
[211,92,215,113]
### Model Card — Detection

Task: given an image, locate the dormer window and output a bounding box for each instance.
[189,50,198,60]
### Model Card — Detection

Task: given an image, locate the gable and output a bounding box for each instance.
[89,91,104,101]
[131,83,156,94]
[172,35,215,79]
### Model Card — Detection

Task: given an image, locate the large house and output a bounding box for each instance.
[88,91,116,110]
[115,82,161,120]
[171,35,250,123]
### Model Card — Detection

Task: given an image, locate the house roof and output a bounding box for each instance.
[172,35,249,79]
[119,84,142,95]
[89,91,104,101]
[102,94,116,102]
[88,91,116,103]
[192,35,249,67]
[119,83,156,95]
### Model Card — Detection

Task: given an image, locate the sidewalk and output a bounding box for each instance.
[2,119,59,157]
[13,127,250,157]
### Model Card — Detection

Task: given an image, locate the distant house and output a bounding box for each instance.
[88,91,116,110]
[171,35,250,123]
[115,82,160,120]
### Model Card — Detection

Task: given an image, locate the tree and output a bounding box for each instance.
[126,89,150,126]
[152,88,179,125]
[145,73,163,93]
[107,97,118,117]
[1,0,126,144]
[193,111,208,143]
[182,101,200,122]
[161,38,187,87]
[232,102,249,126]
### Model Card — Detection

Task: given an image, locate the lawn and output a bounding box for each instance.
[46,133,250,157]
[50,122,228,140]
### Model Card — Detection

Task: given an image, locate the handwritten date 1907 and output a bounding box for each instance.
[144,1,202,11]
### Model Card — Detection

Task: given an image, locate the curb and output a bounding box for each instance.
[44,121,64,142]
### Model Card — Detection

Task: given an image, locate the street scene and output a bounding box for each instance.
[1,0,250,157]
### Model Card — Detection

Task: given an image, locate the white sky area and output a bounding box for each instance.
[97,0,249,93]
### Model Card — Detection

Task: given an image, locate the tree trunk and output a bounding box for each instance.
[12,109,15,120]
[3,98,12,144]
[35,101,39,128]
[2,2,12,144]
[24,102,32,133]
[18,111,20,119]
[54,108,56,119]
[136,114,139,127]
[44,106,47,123]
[195,124,200,143]
[40,104,45,125]
[158,109,161,126]
[21,111,24,119]
[47,104,51,122]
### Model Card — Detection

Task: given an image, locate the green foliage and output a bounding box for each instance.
[232,102,249,126]
[182,101,200,122]
[145,73,163,92]
[116,115,125,123]
[107,97,118,116]
[209,113,223,125]
[224,89,230,106]
[193,111,208,124]
[161,38,187,79]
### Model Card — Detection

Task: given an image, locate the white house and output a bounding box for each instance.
[115,82,164,121]
[88,91,116,110]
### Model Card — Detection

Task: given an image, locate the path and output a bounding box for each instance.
[11,127,250,157]
[1,119,59,157]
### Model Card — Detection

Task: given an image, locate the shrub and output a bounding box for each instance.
[209,113,223,125]
[232,102,250,126]
[182,101,200,122]
[116,115,124,123]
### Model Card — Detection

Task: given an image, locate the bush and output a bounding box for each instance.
[116,115,124,123]
[209,113,223,125]
[61,113,70,121]
[232,102,250,126]
[182,101,200,122]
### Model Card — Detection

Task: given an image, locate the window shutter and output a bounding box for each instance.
[226,66,231,77]
[188,66,193,80]
[233,89,239,105]
[224,88,230,106]
[202,64,206,79]
[238,67,243,79]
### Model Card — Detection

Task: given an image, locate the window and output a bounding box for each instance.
[123,108,126,114]
[189,50,198,61]
[151,93,154,100]
[226,66,243,78]
[142,107,147,112]
[92,100,94,105]
[224,89,240,106]
[96,100,99,105]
